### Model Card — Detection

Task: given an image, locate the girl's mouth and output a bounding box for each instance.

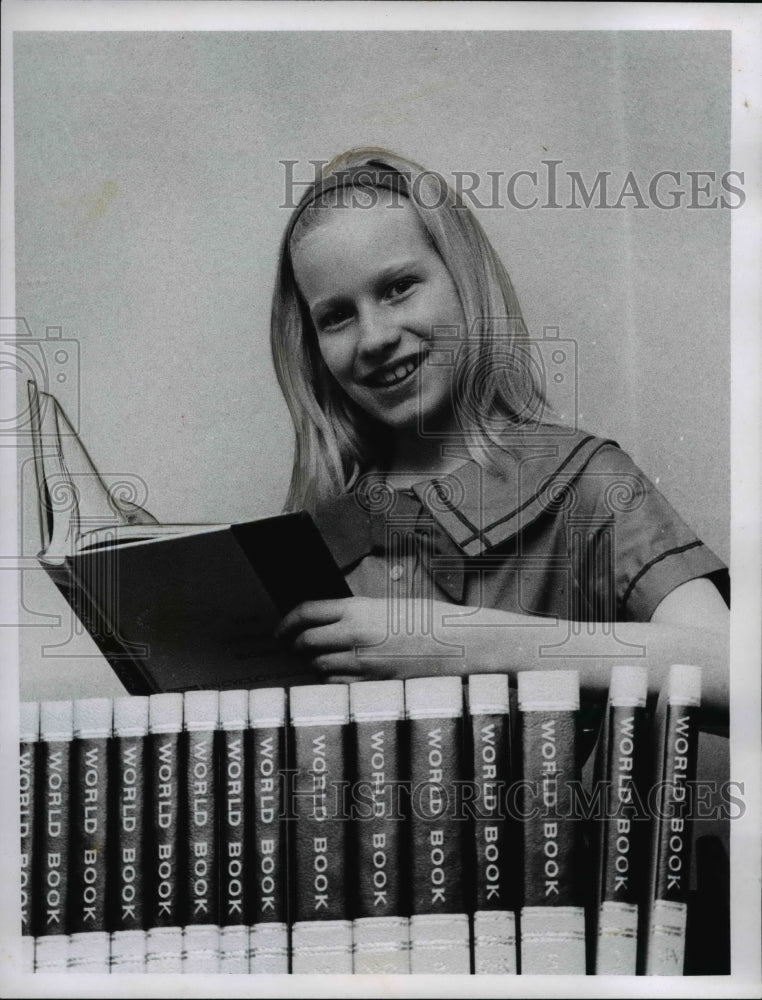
[366,355,422,389]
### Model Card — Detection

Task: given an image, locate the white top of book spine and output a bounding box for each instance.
[518,670,580,711]
[149,692,184,733]
[219,689,249,729]
[406,676,463,719]
[20,702,39,742]
[113,696,149,737]
[468,674,510,715]
[249,687,286,729]
[667,663,702,706]
[40,700,74,741]
[183,690,219,731]
[609,665,648,707]
[73,697,113,738]
[350,680,404,722]
[290,684,349,727]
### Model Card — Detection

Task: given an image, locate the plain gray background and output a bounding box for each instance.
[14,31,731,700]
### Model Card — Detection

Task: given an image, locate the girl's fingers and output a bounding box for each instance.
[312,653,364,675]
[276,599,349,639]
[312,653,396,680]
[292,621,351,654]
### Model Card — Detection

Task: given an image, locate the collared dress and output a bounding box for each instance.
[312,427,729,624]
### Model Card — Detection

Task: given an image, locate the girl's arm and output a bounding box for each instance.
[277,577,729,730]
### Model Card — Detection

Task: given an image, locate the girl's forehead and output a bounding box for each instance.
[291,196,430,273]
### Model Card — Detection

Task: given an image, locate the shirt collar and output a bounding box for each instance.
[414,428,616,557]
[313,427,615,576]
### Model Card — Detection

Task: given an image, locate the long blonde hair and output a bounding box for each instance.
[270,147,547,512]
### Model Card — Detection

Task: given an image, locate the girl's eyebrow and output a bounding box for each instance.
[309,258,424,315]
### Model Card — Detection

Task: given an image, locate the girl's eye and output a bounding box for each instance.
[385,277,417,300]
[317,307,351,332]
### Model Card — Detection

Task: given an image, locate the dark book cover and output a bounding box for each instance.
[29,384,352,697]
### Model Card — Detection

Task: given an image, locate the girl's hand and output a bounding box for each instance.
[276,597,466,682]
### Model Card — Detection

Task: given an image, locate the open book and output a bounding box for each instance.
[27,383,351,694]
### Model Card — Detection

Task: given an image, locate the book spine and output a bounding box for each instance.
[468,674,517,974]
[518,671,585,975]
[19,702,39,973]
[34,700,73,972]
[250,688,289,974]
[218,689,250,973]
[350,680,409,974]
[405,676,470,975]
[594,665,649,975]
[644,664,702,976]
[145,693,184,972]
[68,698,112,972]
[109,696,149,973]
[290,685,352,974]
[182,690,220,973]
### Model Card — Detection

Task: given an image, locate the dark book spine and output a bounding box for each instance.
[68,699,112,971]
[518,671,585,975]
[644,664,702,975]
[406,677,470,974]
[218,691,249,972]
[290,685,352,973]
[34,701,74,972]
[653,705,700,902]
[109,696,149,972]
[594,666,649,975]
[602,706,649,902]
[249,688,289,973]
[353,720,406,916]
[19,703,39,971]
[145,693,184,972]
[350,680,409,973]
[468,675,516,974]
[182,691,220,972]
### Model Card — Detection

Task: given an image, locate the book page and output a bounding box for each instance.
[1,2,759,998]
[74,521,220,554]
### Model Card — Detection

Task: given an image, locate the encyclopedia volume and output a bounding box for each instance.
[27,383,350,694]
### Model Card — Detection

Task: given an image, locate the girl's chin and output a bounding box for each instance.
[380,407,461,438]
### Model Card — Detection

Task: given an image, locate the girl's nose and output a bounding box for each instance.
[356,306,401,357]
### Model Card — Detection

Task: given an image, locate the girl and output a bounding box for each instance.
[272,148,729,725]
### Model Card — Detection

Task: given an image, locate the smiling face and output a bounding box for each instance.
[291,195,467,437]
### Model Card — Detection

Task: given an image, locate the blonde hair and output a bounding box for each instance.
[270,147,547,512]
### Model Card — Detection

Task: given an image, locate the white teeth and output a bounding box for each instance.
[375,358,418,387]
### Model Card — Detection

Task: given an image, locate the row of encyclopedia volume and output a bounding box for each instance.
[18,665,705,975]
